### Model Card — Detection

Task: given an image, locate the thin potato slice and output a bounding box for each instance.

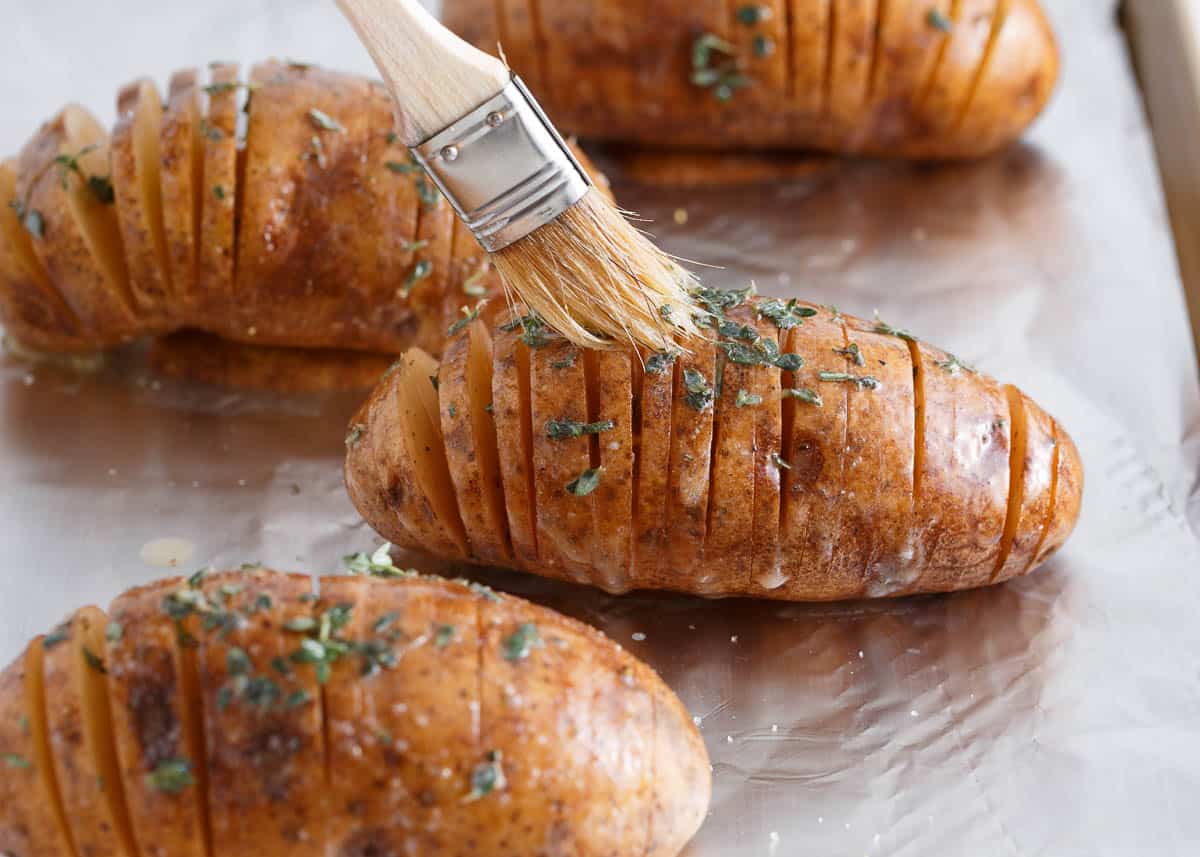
[836,323,916,597]
[1034,419,1082,568]
[586,348,635,592]
[42,606,139,857]
[538,0,638,126]
[531,336,595,581]
[0,159,87,351]
[749,318,784,590]
[17,106,137,342]
[194,571,326,857]
[106,579,210,857]
[325,575,482,854]
[159,69,203,311]
[990,388,1055,583]
[827,0,879,145]
[777,312,854,599]
[111,78,171,321]
[867,0,954,146]
[196,63,240,314]
[630,350,675,590]
[0,638,77,857]
[911,342,1011,592]
[705,310,757,583]
[665,346,717,586]
[914,0,1001,136]
[791,0,834,115]
[440,321,512,564]
[474,595,655,854]
[491,320,539,566]
[956,0,1058,154]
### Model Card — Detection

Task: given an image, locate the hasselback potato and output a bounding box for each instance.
[0,567,709,857]
[0,61,609,359]
[442,0,1059,158]
[346,293,1082,600]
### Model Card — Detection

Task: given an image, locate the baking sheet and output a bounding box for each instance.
[3,0,1200,854]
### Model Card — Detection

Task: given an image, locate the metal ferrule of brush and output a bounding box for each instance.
[410,75,592,253]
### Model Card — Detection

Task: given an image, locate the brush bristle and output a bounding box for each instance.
[491,191,706,351]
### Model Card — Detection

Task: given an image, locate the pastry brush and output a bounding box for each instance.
[335,0,705,351]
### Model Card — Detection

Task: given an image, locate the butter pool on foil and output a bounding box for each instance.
[1,0,1199,853]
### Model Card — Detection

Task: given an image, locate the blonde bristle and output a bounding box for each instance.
[492,191,706,352]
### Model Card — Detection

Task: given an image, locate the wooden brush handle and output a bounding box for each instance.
[335,0,510,144]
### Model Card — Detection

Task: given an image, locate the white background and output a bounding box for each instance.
[0,0,439,156]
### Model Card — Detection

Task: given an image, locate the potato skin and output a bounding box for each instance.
[0,570,710,857]
[0,63,604,360]
[348,295,1083,600]
[442,0,1059,158]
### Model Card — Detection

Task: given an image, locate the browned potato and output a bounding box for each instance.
[347,293,1083,600]
[0,62,606,362]
[442,0,1059,158]
[0,569,710,857]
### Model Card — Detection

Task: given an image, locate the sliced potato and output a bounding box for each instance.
[159,69,203,311]
[665,346,716,585]
[106,578,210,857]
[16,106,137,342]
[629,349,675,589]
[439,320,512,564]
[0,637,76,857]
[867,0,954,146]
[749,318,784,590]
[586,348,635,592]
[1033,418,1082,568]
[990,387,1056,583]
[792,0,834,116]
[0,159,87,351]
[531,336,595,580]
[826,0,879,145]
[913,0,1001,136]
[42,606,138,857]
[491,320,540,567]
[196,63,240,313]
[111,78,171,322]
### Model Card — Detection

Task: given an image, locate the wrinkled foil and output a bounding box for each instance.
[2,0,1199,854]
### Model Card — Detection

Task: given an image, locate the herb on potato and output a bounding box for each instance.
[447,301,485,336]
[784,387,823,406]
[927,9,953,32]
[307,108,344,133]
[683,368,715,411]
[146,758,194,794]
[464,750,506,802]
[645,351,678,375]
[818,371,881,390]
[345,423,366,449]
[545,419,615,440]
[3,753,31,769]
[566,467,603,497]
[735,389,762,408]
[833,343,865,366]
[503,623,543,661]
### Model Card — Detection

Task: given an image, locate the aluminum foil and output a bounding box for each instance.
[2,0,1199,854]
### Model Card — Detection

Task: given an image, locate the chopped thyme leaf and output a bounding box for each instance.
[503,623,543,661]
[683,368,714,411]
[145,758,194,794]
[434,624,456,648]
[343,543,415,578]
[784,387,823,406]
[286,690,311,709]
[284,616,318,633]
[691,284,754,318]
[401,239,429,252]
[22,208,44,239]
[566,467,603,497]
[771,452,791,470]
[833,343,865,366]
[645,351,678,375]
[199,120,223,142]
[188,569,208,588]
[774,353,804,372]
[463,750,506,803]
[484,403,494,414]
[216,687,232,711]
[373,612,400,635]
[935,353,976,374]
[448,404,457,418]
[19,715,29,734]
[927,8,953,31]
[345,423,366,449]
[735,3,771,24]
[735,389,762,408]
[757,297,816,330]
[430,374,439,391]
[271,656,291,675]
[105,621,123,643]
[385,131,399,145]
[752,35,775,57]
[307,108,344,132]
[402,260,433,294]
[83,647,107,674]
[717,319,759,342]
[213,184,226,200]
[3,753,30,769]
[87,175,115,204]
[416,177,440,207]
[250,593,272,612]
[203,81,258,95]
[873,316,917,342]
[44,623,70,649]
[226,647,251,676]
[385,160,419,174]
[549,352,577,369]
[447,302,485,336]
[545,419,615,440]
[691,32,753,101]
[287,60,313,71]
[818,371,881,390]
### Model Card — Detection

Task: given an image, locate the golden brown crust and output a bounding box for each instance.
[159,70,202,313]
[196,63,239,317]
[442,0,1058,157]
[349,295,1083,600]
[1,570,710,857]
